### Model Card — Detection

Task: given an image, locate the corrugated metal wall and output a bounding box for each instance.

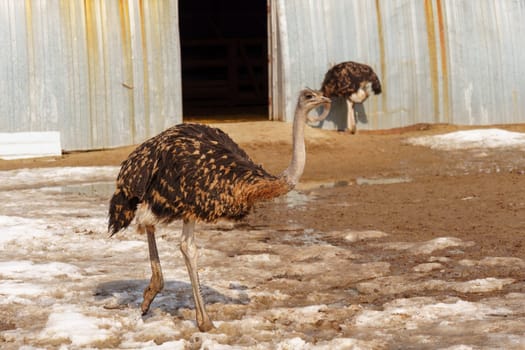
[0,0,181,151]
[3,1,524,151]
[270,0,525,129]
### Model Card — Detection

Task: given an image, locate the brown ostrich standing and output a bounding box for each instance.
[321,61,382,134]
[108,89,331,331]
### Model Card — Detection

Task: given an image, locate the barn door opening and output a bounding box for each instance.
[179,0,268,122]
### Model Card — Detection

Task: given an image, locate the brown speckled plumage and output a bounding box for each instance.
[108,123,289,235]
[106,89,331,332]
[321,61,382,98]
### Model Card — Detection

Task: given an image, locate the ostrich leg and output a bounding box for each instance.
[180,219,214,331]
[346,99,357,134]
[141,225,165,314]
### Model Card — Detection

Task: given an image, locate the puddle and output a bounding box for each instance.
[276,178,413,209]
[298,177,413,189]
[296,180,349,190]
[356,177,412,186]
[281,190,312,208]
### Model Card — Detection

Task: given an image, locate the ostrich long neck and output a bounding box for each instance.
[281,103,309,187]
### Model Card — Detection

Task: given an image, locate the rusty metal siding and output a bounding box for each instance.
[444,1,525,125]
[0,0,181,151]
[269,0,525,129]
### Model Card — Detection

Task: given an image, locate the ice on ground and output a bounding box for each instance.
[377,236,474,254]
[343,229,389,242]
[0,215,53,248]
[0,281,45,301]
[40,306,121,347]
[450,277,515,293]
[0,166,524,349]
[407,128,525,150]
[355,297,512,327]
[0,260,83,280]
[0,166,119,190]
[459,256,525,268]
[413,262,443,272]
[357,276,515,296]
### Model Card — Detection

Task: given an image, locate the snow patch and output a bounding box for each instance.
[233,253,281,264]
[408,129,525,150]
[0,281,45,303]
[459,257,525,268]
[344,229,388,242]
[0,166,119,190]
[378,237,474,255]
[40,307,121,347]
[0,215,53,248]
[413,262,443,272]
[355,297,512,328]
[450,278,515,293]
[1,166,524,349]
[0,260,83,280]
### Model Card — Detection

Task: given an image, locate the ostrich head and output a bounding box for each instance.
[298,88,332,123]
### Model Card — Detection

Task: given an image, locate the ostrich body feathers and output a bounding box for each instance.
[108,123,290,235]
[321,61,382,98]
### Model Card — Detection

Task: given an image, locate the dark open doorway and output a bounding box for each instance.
[179,0,268,122]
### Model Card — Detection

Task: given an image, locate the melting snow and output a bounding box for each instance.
[0,215,52,248]
[355,297,512,327]
[343,229,389,242]
[40,306,121,347]
[376,236,474,254]
[0,166,118,190]
[408,128,525,150]
[0,281,45,301]
[0,260,83,280]
[0,162,524,348]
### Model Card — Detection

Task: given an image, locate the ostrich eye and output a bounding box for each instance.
[305,94,313,99]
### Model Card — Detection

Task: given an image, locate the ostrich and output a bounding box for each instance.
[321,61,382,134]
[108,88,331,331]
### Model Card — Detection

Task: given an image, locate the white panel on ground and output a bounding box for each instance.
[0,132,62,160]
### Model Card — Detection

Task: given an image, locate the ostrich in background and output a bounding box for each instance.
[108,89,331,331]
[321,61,382,134]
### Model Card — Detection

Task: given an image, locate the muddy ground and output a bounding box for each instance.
[1,122,524,349]
[3,122,524,261]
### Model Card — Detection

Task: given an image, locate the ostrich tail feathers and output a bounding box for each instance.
[372,76,382,95]
[108,188,138,236]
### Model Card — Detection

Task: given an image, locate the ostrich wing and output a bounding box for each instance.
[115,134,163,200]
[116,124,251,197]
[116,123,286,223]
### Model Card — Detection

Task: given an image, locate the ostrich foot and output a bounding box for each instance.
[197,317,215,332]
[141,284,162,315]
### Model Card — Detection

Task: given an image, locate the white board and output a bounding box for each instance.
[0,131,62,160]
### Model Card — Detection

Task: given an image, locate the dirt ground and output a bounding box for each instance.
[4,122,524,282]
[1,121,524,348]
[3,122,524,237]
[2,121,525,280]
